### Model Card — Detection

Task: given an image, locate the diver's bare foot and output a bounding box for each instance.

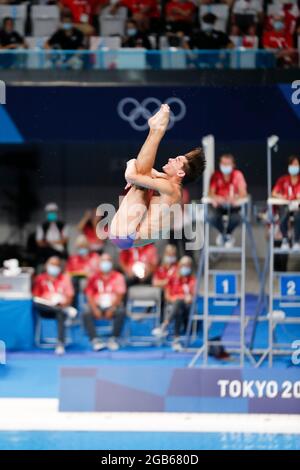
[148,104,170,133]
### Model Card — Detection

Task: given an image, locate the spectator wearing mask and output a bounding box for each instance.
[59,1,109,35]
[66,235,100,277]
[122,19,152,49]
[152,256,195,352]
[232,0,263,34]
[77,208,105,253]
[111,0,160,32]
[0,17,27,68]
[272,155,300,251]
[83,253,127,351]
[165,0,197,35]
[45,10,86,68]
[119,244,158,287]
[33,256,76,356]
[208,154,247,248]
[36,202,69,263]
[188,13,233,50]
[152,244,178,290]
[262,15,294,67]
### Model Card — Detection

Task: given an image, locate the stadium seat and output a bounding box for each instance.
[31,5,60,38]
[99,6,127,37]
[90,36,122,69]
[0,4,26,36]
[199,5,230,33]
[159,36,187,69]
[125,285,162,345]
[24,37,48,69]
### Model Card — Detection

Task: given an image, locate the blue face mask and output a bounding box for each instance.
[100,260,113,273]
[127,28,137,37]
[78,248,89,257]
[273,21,284,31]
[47,265,61,277]
[180,266,191,277]
[220,165,233,176]
[288,165,300,176]
[62,22,72,31]
[47,212,58,222]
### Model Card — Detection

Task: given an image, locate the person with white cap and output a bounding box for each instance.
[36,202,69,264]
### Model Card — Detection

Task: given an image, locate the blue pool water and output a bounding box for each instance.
[0,431,299,450]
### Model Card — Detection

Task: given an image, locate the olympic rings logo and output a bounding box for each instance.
[117,97,186,131]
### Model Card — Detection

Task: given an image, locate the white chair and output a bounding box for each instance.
[230,35,243,48]
[31,5,60,38]
[159,36,187,69]
[0,4,26,36]
[100,6,127,37]
[199,5,230,33]
[125,285,162,345]
[24,36,48,69]
[90,35,121,69]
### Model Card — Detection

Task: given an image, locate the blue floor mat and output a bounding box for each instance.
[0,431,299,450]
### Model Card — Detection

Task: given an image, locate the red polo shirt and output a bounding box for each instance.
[153,263,178,285]
[33,272,74,302]
[61,0,106,23]
[210,169,247,198]
[273,175,300,200]
[119,245,158,270]
[120,0,159,18]
[263,30,293,49]
[66,252,100,276]
[166,272,196,300]
[166,0,196,22]
[85,270,126,303]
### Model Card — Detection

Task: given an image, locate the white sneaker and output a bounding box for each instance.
[224,235,235,249]
[107,337,120,351]
[172,339,183,352]
[281,238,289,250]
[55,343,65,356]
[152,326,167,338]
[292,242,300,252]
[92,339,106,352]
[216,234,224,246]
[64,306,78,319]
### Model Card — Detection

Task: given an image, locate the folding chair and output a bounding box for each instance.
[125,285,162,345]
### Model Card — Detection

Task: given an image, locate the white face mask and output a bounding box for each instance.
[202,23,214,32]
[47,265,61,277]
[220,165,233,175]
[288,165,299,176]
[180,266,191,277]
[100,260,113,273]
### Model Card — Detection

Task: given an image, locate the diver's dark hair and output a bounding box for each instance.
[182,147,206,184]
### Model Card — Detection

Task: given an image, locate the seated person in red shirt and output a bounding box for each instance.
[33,256,77,356]
[66,235,100,277]
[208,154,247,248]
[152,244,178,289]
[119,244,158,287]
[59,1,109,35]
[262,15,295,67]
[166,0,196,35]
[152,256,195,352]
[77,208,105,253]
[111,0,160,32]
[272,155,300,251]
[83,253,127,351]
